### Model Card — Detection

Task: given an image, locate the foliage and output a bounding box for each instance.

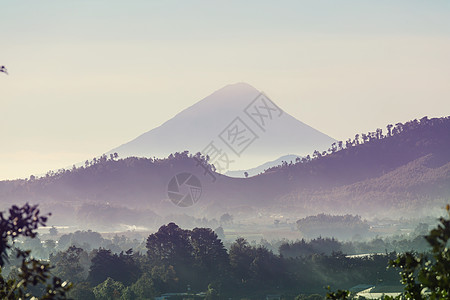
[280,237,342,257]
[146,223,230,293]
[386,205,450,299]
[88,248,140,286]
[50,245,89,283]
[326,206,450,299]
[296,214,369,240]
[0,203,72,299]
[0,204,48,266]
[68,282,95,300]
[130,273,155,299]
[326,288,351,300]
[295,294,324,300]
[93,277,124,300]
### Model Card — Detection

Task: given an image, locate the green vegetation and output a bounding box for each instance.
[12,222,403,299]
[2,203,450,299]
[296,214,369,240]
[0,204,72,299]
[327,206,450,299]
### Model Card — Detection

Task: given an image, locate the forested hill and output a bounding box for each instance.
[253,116,450,216]
[0,152,217,208]
[262,116,449,187]
[0,116,448,221]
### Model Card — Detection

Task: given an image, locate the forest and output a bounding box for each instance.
[1,203,449,299]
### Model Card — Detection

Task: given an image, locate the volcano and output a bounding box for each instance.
[109,83,335,170]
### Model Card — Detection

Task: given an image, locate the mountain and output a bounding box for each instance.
[225,154,302,178]
[0,113,448,229]
[263,116,450,217]
[109,83,335,170]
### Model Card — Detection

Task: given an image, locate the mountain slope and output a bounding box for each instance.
[0,116,448,226]
[225,154,302,178]
[276,153,450,218]
[109,83,335,169]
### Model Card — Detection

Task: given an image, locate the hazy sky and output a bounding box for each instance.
[1,0,450,180]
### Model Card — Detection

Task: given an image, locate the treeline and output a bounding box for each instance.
[279,234,429,258]
[0,150,214,211]
[0,204,446,299]
[260,116,450,217]
[266,116,450,170]
[26,150,211,183]
[296,214,369,240]
[5,223,405,299]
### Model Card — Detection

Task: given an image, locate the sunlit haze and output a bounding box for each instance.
[1,0,450,180]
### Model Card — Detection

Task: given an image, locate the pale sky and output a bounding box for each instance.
[1,0,450,180]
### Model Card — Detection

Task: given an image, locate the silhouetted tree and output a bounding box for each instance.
[190,227,230,290]
[146,223,194,286]
[50,245,89,283]
[229,238,253,285]
[0,204,72,298]
[387,124,393,136]
[361,133,368,143]
[220,213,233,225]
[88,249,140,286]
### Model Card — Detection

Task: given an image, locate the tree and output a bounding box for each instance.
[326,206,450,299]
[361,133,368,143]
[214,226,225,240]
[44,239,57,254]
[88,248,140,286]
[330,143,337,153]
[146,223,193,267]
[68,282,95,300]
[248,246,284,287]
[146,223,194,288]
[394,122,403,134]
[93,277,124,300]
[326,288,351,299]
[50,246,89,284]
[313,150,321,159]
[0,203,72,299]
[190,227,230,290]
[345,138,352,148]
[376,128,383,139]
[387,124,393,136]
[387,205,450,299]
[229,238,254,285]
[130,273,155,299]
[220,213,233,225]
[49,226,58,236]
